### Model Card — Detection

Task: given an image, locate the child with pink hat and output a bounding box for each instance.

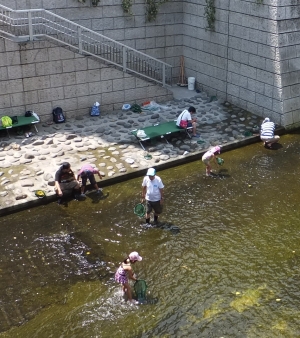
[115,251,142,304]
[201,146,221,176]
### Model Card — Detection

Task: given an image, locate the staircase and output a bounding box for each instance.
[0,4,172,87]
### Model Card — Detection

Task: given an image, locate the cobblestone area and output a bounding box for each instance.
[0,89,267,214]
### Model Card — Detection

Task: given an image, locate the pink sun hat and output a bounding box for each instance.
[129,251,143,262]
[213,146,221,154]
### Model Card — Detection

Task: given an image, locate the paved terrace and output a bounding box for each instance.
[0,87,285,216]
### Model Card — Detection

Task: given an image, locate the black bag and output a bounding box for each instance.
[52,107,65,124]
[25,111,32,117]
[10,116,18,124]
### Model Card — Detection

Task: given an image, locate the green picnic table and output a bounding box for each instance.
[131,120,192,150]
[0,115,40,138]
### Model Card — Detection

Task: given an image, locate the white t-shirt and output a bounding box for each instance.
[142,175,164,201]
[176,110,192,126]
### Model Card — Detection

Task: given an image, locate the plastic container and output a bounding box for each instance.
[122,104,131,111]
[188,77,195,90]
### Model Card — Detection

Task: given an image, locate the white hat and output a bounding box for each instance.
[95,102,100,107]
[146,168,156,176]
[263,117,270,123]
[129,251,142,262]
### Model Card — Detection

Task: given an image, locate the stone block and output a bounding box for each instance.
[20,48,49,64]
[23,76,50,91]
[101,80,113,93]
[88,81,102,95]
[10,92,25,107]
[283,97,300,112]
[92,18,104,31]
[60,48,76,60]
[7,65,22,80]
[22,64,37,78]
[36,61,63,76]
[24,91,39,105]
[102,90,124,105]
[247,78,264,93]
[62,60,76,73]
[104,29,125,41]
[0,94,11,108]
[77,95,93,110]
[48,47,62,61]
[38,87,65,103]
[0,67,8,81]
[248,54,266,69]
[256,93,273,110]
[75,83,90,98]
[272,99,283,114]
[55,97,78,112]
[240,64,256,80]
[227,83,240,97]
[281,71,299,86]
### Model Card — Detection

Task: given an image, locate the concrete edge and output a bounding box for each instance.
[0,127,286,217]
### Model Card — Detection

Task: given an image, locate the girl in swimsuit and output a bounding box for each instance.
[115,251,142,303]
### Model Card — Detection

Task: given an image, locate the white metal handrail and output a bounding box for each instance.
[0,4,172,86]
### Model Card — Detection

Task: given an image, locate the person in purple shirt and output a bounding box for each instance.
[77,164,102,196]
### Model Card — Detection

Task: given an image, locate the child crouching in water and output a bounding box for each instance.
[202,146,221,176]
[115,251,142,304]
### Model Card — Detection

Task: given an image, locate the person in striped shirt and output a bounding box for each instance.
[260,117,280,149]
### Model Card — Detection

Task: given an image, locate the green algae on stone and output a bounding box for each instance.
[230,285,267,312]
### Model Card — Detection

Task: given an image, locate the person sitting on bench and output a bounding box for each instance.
[176,106,199,138]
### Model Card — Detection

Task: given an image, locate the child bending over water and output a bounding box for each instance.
[115,251,142,304]
[202,146,221,176]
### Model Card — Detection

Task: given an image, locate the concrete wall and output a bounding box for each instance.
[182,0,300,129]
[0,0,176,120]
[0,38,172,120]
[1,0,300,127]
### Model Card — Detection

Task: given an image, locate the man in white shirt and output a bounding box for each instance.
[176,106,199,138]
[141,168,164,224]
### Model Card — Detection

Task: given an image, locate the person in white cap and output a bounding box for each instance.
[202,146,221,176]
[260,117,280,149]
[114,251,142,304]
[141,168,164,224]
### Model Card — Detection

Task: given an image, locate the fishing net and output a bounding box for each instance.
[134,279,147,302]
[217,158,224,166]
[134,203,146,217]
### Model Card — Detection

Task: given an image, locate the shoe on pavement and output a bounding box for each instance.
[192,134,200,138]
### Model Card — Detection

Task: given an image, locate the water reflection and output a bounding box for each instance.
[1,133,300,337]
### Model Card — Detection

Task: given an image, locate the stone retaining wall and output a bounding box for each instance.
[0,38,173,120]
[182,0,300,129]
[0,0,300,127]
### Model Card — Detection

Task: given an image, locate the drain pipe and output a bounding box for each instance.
[225,0,231,100]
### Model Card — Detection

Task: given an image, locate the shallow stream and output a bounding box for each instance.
[0,132,300,337]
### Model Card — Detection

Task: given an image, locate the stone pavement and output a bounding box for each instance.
[0,88,269,215]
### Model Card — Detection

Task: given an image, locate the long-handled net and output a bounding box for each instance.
[134,279,147,302]
[134,203,146,217]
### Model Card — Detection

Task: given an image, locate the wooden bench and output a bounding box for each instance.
[131,120,193,150]
[0,115,40,138]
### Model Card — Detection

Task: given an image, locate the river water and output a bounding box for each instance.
[0,133,300,338]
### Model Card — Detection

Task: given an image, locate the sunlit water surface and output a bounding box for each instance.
[1,133,300,338]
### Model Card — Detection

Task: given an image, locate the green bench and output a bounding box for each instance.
[131,120,192,150]
[0,115,40,138]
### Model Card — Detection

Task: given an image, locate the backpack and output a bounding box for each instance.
[52,107,65,124]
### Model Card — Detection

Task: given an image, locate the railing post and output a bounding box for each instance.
[28,11,33,41]
[122,46,127,72]
[162,64,166,87]
[78,26,82,54]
